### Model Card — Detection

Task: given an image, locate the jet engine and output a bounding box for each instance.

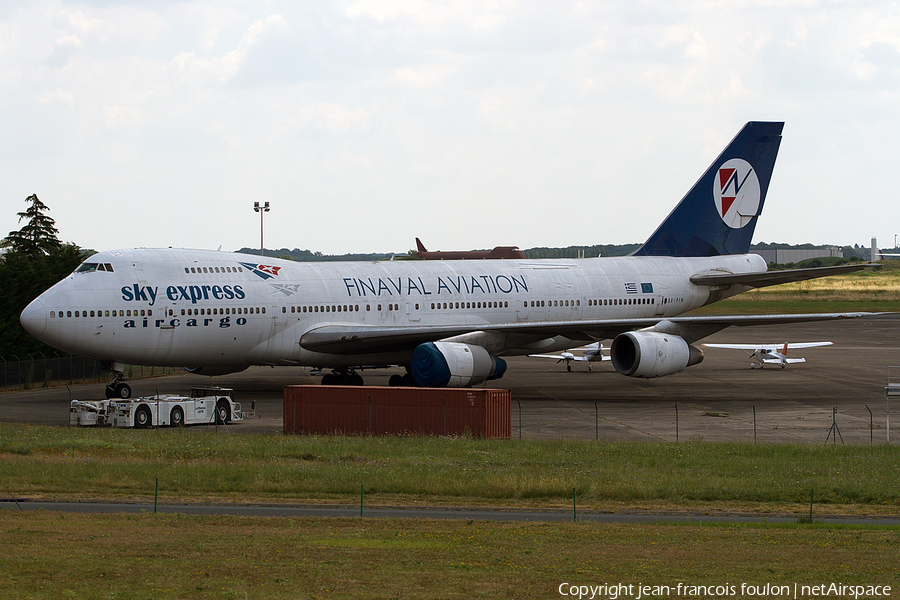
[184,366,249,377]
[410,342,507,387]
[610,331,703,378]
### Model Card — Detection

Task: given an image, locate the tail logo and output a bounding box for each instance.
[713,158,761,229]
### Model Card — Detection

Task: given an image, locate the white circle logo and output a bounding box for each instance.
[713,158,760,229]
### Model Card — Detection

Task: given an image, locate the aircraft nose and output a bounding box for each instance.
[20,299,47,338]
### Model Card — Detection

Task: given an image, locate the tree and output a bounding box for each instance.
[0,196,84,356]
[2,194,61,257]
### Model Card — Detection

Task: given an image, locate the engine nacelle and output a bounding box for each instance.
[184,365,249,377]
[610,332,703,378]
[411,342,507,388]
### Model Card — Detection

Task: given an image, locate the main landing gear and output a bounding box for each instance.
[320,368,364,386]
[104,377,132,399]
[388,373,417,387]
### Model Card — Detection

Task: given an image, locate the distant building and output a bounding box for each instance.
[754,247,842,265]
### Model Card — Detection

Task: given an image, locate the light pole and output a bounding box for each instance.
[253,201,270,257]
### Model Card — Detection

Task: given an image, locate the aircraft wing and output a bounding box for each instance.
[702,341,833,351]
[528,349,609,362]
[299,313,878,355]
[784,342,833,349]
[702,343,768,350]
[690,263,877,288]
[576,355,610,362]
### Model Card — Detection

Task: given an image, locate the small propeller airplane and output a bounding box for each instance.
[529,342,609,371]
[701,341,833,369]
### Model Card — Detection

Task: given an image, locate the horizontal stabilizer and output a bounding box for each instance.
[690,263,878,289]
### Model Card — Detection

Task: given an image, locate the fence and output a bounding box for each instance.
[513,400,893,446]
[0,353,181,391]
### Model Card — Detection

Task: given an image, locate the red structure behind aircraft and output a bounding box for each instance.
[413,238,525,260]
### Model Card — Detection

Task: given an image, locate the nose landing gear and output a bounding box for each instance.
[102,361,132,399]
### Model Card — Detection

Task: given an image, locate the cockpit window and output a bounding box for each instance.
[75,262,114,273]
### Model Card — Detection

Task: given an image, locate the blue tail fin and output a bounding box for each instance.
[634,121,783,257]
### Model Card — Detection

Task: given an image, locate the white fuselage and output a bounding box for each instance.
[21,248,766,370]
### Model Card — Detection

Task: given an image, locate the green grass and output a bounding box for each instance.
[0,512,897,599]
[2,424,899,598]
[690,299,900,314]
[2,424,898,513]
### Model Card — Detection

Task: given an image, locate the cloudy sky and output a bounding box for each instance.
[2,1,899,255]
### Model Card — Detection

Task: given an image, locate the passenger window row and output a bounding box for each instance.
[432,301,508,310]
[50,307,268,319]
[179,307,262,316]
[183,266,243,274]
[523,300,580,308]
[286,305,361,314]
[282,301,510,315]
[51,309,152,318]
[587,298,653,306]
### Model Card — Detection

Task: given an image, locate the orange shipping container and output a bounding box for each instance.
[283,386,511,439]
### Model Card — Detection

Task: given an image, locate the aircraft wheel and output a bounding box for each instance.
[566,364,572,372]
[135,405,152,429]
[389,374,416,387]
[780,364,785,369]
[350,373,364,386]
[116,384,132,399]
[322,374,336,385]
[750,364,755,369]
[170,406,184,427]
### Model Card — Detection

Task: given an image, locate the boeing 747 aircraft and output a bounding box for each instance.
[20,122,879,397]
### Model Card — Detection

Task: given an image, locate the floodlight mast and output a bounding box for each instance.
[253,201,270,256]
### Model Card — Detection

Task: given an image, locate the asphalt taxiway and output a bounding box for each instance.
[2,316,899,445]
[4,500,900,525]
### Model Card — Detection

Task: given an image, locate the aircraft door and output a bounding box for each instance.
[654,296,666,316]
[157,305,177,360]
[516,298,530,321]
[132,262,147,284]
[406,301,421,322]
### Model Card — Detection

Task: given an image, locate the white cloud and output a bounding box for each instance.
[393,64,457,87]
[2,0,900,254]
[170,14,288,85]
[343,0,511,29]
[282,102,370,135]
[34,87,75,106]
